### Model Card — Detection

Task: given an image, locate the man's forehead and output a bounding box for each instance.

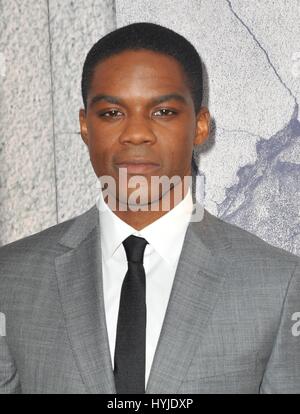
[91,50,187,81]
[90,62,189,99]
[87,50,192,107]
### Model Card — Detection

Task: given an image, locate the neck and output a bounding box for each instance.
[103,181,190,231]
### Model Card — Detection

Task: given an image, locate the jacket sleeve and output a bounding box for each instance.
[260,262,300,393]
[0,327,21,394]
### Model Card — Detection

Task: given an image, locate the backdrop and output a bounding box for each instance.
[0,0,299,256]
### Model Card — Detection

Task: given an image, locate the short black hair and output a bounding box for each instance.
[81,22,203,114]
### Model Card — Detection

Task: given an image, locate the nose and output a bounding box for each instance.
[118,114,156,145]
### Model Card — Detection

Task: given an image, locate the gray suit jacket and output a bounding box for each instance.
[0,204,299,394]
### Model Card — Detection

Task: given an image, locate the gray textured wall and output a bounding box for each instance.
[0,0,116,244]
[0,0,299,256]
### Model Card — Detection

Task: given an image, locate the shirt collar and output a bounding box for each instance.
[98,185,199,267]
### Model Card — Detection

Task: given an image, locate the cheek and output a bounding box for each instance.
[87,140,114,177]
[86,120,119,160]
[86,129,111,159]
[164,133,193,167]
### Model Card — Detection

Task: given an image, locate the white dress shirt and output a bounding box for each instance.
[98,185,201,386]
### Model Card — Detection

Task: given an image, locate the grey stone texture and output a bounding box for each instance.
[0,0,56,245]
[48,0,116,222]
[0,0,116,245]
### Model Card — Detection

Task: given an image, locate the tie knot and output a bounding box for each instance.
[122,235,148,264]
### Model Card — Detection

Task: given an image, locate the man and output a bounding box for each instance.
[0,22,300,394]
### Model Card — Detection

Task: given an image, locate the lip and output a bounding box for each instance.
[115,160,160,174]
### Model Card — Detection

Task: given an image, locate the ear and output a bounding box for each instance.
[194,106,210,146]
[79,108,88,146]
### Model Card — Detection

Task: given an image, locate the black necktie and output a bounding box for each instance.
[114,235,148,394]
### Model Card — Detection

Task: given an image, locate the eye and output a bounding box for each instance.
[153,108,177,117]
[98,109,123,118]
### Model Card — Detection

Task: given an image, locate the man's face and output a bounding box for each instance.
[79,49,209,208]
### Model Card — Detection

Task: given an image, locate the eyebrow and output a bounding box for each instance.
[89,93,187,108]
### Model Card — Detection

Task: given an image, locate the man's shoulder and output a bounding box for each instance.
[0,205,96,262]
[200,209,300,267]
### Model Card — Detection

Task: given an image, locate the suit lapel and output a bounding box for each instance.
[146,210,231,393]
[55,205,115,394]
[54,203,231,394]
